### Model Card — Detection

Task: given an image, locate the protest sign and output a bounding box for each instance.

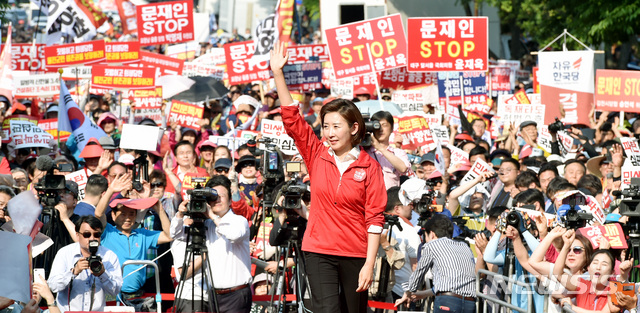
[622,161,640,189]
[380,67,438,90]
[13,74,60,98]
[496,102,545,127]
[129,87,164,124]
[192,48,226,65]
[65,169,89,200]
[182,62,225,79]
[137,0,194,45]
[224,41,271,85]
[282,62,323,91]
[392,90,429,113]
[168,100,203,129]
[39,118,71,142]
[324,14,407,80]
[460,159,495,185]
[208,135,250,151]
[287,44,329,64]
[45,0,107,45]
[578,223,627,249]
[9,120,53,149]
[537,126,553,153]
[166,41,200,60]
[105,41,140,64]
[538,51,594,124]
[115,0,137,35]
[44,40,106,69]
[330,77,354,99]
[490,59,520,87]
[260,119,299,155]
[252,14,278,61]
[621,137,640,166]
[60,66,92,80]
[431,125,449,145]
[275,0,293,45]
[437,71,487,121]
[447,144,470,165]
[489,66,511,97]
[595,69,640,113]
[2,115,38,141]
[532,67,540,93]
[138,51,185,76]
[120,124,162,153]
[0,43,47,72]
[181,173,210,199]
[91,65,156,90]
[397,114,435,153]
[407,17,488,72]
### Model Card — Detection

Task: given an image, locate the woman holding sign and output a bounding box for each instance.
[270,42,386,313]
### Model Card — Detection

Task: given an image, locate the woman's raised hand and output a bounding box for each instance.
[270,41,289,73]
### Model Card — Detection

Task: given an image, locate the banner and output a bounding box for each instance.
[594,69,640,113]
[2,115,38,141]
[392,90,429,113]
[577,224,627,249]
[13,74,60,97]
[224,41,270,85]
[324,14,407,80]
[45,0,107,45]
[60,66,92,80]
[9,120,53,149]
[91,65,155,90]
[252,14,278,61]
[58,80,108,153]
[287,44,329,64]
[38,118,71,141]
[65,169,88,200]
[168,100,203,129]
[407,17,488,72]
[129,87,163,124]
[282,62,323,91]
[138,51,185,76]
[489,66,512,97]
[208,135,250,151]
[497,102,545,127]
[137,0,194,45]
[460,159,495,185]
[105,41,140,64]
[437,71,487,121]
[380,67,437,90]
[192,48,226,65]
[181,173,210,199]
[0,43,46,72]
[275,0,294,45]
[538,51,594,125]
[44,40,106,69]
[447,144,470,165]
[0,25,13,102]
[115,0,137,35]
[431,125,449,145]
[330,77,354,99]
[260,119,298,155]
[620,137,640,166]
[182,63,225,79]
[397,114,435,153]
[165,41,200,60]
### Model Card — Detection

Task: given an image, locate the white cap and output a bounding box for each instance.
[398,178,428,206]
[233,95,261,110]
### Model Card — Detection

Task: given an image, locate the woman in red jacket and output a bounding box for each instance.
[271,42,386,313]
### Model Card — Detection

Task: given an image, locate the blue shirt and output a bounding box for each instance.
[101,223,160,293]
[74,201,96,216]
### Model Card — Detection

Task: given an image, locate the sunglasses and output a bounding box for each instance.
[80,231,102,239]
[571,246,584,254]
[215,167,230,173]
[150,182,165,188]
[382,96,391,101]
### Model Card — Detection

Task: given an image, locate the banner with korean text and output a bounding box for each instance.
[138,51,185,76]
[39,118,71,142]
[489,66,511,97]
[168,100,203,129]
[129,87,163,124]
[283,62,323,91]
[91,65,156,90]
[9,120,53,149]
[437,71,487,122]
[286,44,329,64]
[44,40,106,70]
[0,44,46,72]
[407,17,488,72]
[260,119,298,155]
[224,41,270,85]
[105,41,140,64]
[380,67,437,90]
[115,0,137,35]
[137,0,194,45]
[324,14,407,80]
[538,51,594,125]
[397,114,435,153]
[13,74,60,98]
[594,69,640,113]
[45,0,107,45]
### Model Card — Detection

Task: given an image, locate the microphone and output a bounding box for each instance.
[35,155,55,172]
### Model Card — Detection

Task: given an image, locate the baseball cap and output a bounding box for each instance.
[214,158,232,169]
[420,152,436,165]
[99,136,117,150]
[65,180,79,199]
[110,197,159,210]
[354,86,370,95]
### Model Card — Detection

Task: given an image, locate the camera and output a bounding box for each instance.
[452,216,491,241]
[35,160,73,208]
[548,117,567,133]
[132,151,149,192]
[186,178,218,214]
[384,214,403,232]
[558,193,593,229]
[282,181,307,211]
[87,240,103,275]
[506,210,522,229]
[619,178,640,218]
[360,113,381,147]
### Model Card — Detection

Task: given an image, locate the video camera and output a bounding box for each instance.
[452,216,491,241]
[548,117,568,133]
[186,177,218,215]
[415,181,441,219]
[360,113,381,147]
[618,178,640,218]
[132,151,149,192]
[87,240,103,275]
[384,214,403,232]
[34,156,73,208]
[274,162,309,230]
[558,193,593,229]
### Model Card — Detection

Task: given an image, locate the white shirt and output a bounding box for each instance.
[327,145,360,176]
[390,218,421,296]
[48,242,122,312]
[171,240,208,301]
[170,210,252,289]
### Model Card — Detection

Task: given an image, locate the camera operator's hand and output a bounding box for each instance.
[176,200,188,219]
[91,262,105,277]
[370,133,384,152]
[474,233,488,254]
[73,258,90,276]
[55,202,69,218]
[504,225,520,240]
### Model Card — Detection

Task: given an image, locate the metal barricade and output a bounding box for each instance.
[476,269,533,313]
[121,260,162,313]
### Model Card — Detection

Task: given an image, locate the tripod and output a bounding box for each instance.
[173,221,220,313]
[269,222,310,313]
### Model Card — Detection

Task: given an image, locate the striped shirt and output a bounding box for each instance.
[408,237,477,297]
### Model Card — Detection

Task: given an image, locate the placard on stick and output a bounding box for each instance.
[120,124,161,151]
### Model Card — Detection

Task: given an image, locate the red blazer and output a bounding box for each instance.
[281,105,386,258]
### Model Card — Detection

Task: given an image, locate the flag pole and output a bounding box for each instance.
[57,69,63,147]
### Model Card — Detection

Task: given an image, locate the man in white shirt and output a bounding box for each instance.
[171,175,252,313]
[48,215,122,312]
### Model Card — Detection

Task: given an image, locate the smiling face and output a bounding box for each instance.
[200,147,214,162]
[112,206,137,232]
[322,112,358,157]
[566,238,588,274]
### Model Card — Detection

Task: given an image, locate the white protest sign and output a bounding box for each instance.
[557,130,575,154]
[621,137,640,166]
[252,14,278,61]
[209,135,250,151]
[537,126,553,153]
[621,160,640,189]
[431,125,450,145]
[9,120,53,149]
[0,231,32,303]
[330,77,354,99]
[585,195,606,225]
[65,169,89,200]
[447,144,470,165]
[392,90,427,113]
[260,119,299,156]
[460,159,495,185]
[13,73,60,97]
[119,124,161,151]
[193,48,226,65]
[60,66,93,80]
[496,101,545,126]
[7,190,42,236]
[182,62,225,79]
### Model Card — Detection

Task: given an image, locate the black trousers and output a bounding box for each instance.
[304,252,368,313]
[213,286,252,313]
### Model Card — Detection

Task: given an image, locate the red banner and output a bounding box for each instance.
[115,0,137,35]
[38,118,70,141]
[137,0,194,45]
[577,223,627,249]
[224,41,270,85]
[397,115,435,154]
[44,40,106,70]
[407,17,488,72]
[276,0,294,45]
[138,51,184,75]
[380,67,437,90]
[595,69,640,113]
[168,100,203,128]
[0,44,47,72]
[489,66,511,96]
[286,44,329,64]
[91,65,156,90]
[105,41,140,64]
[129,87,163,123]
[324,14,407,80]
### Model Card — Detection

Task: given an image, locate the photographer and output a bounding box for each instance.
[170,175,252,313]
[48,215,122,312]
[366,111,411,189]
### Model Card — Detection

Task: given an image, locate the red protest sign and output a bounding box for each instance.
[91,65,156,90]
[137,0,194,45]
[577,223,627,249]
[489,66,511,96]
[286,44,329,64]
[44,40,106,70]
[397,115,435,154]
[168,100,203,128]
[105,41,140,64]
[380,67,437,90]
[181,173,210,199]
[407,17,488,72]
[595,69,640,113]
[115,0,137,35]
[138,51,185,75]
[224,41,271,85]
[129,87,163,123]
[324,14,407,80]
[0,43,46,72]
[38,118,70,141]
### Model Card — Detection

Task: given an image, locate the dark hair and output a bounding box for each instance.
[577,174,602,196]
[469,146,489,161]
[514,188,545,209]
[590,249,615,273]
[545,177,570,197]
[424,214,454,239]
[0,185,15,198]
[564,159,586,172]
[574,234,594,273]
[515,170,541,189]
[75,215,103,232]
[385,186,402,213]
[85,174,108,196]
[149,170,167,186]
[107,161,127,175]
[174,140,195,155]
[320,99,366,146]
[205,175,232,199]
[500,157,520,170]
[237,143,249,152]
[488,206,509,219]
[371,111,394,129]
[539,162,559,177]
